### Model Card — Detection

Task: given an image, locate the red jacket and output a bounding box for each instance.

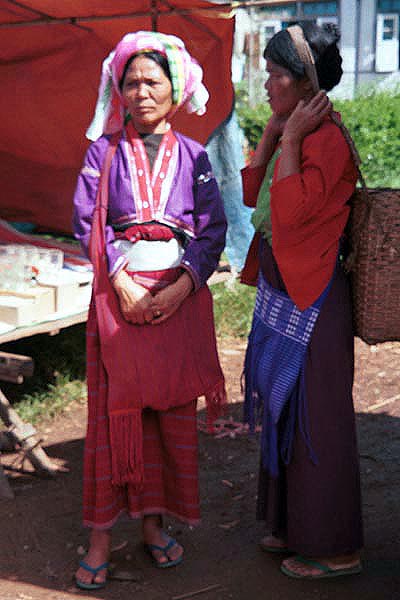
[241,116,357,310]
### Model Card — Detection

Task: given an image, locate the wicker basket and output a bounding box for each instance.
[346,188,400,345]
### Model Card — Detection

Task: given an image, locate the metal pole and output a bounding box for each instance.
[151,0,158,31]
[248,6,255,107]
[354,0,361,95]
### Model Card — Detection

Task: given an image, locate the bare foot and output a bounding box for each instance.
[75,529,111,587]
[281,553,361,578]
[142,515,183,566]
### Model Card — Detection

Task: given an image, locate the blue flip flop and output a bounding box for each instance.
[144,536,183,569]
[281,555,362,579]
[259,541,290,554]
[75,559,109,590]
[259,536,289,554]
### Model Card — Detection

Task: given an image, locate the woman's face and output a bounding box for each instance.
[121,55,173,134]
[264,59,309,117]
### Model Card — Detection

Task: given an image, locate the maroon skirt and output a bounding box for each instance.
[256,240,363,557]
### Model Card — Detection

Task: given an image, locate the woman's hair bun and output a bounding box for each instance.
[321,22,341,44]
[300,21,343,90]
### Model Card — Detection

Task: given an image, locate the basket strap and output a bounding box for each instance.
[329,113,367,191]
[329,115,372,272]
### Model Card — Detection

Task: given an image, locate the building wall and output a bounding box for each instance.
[359,0,376,72]
[235,0,399,100]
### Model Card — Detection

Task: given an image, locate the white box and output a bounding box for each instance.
[0,296,37,326]
[0,286,55,326]
[38,270,80,312]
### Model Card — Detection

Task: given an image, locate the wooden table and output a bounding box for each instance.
[0,309,88,345]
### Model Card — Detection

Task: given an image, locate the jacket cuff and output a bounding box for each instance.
[241,164,266,207]
[180,260,201,292]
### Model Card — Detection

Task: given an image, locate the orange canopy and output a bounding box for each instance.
[0,1,234,233]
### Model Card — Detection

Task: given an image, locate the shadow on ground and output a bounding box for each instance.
[0,397,399,600]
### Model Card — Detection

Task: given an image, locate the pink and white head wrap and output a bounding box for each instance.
[86,31,209,141]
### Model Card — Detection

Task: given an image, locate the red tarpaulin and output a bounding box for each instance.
[0,1,234,233]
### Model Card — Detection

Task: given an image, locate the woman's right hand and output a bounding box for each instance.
[282,91,332,144]
[112,270,154,324]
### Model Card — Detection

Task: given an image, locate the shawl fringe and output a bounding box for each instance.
[109,409,144,488]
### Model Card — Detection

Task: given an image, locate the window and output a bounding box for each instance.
[259,1,338,19]
[302,1,338,16]
[383,16,396,38]
[259,4,297,17]
[377,0,400,11]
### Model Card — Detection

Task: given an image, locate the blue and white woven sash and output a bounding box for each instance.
[244,273,328,477]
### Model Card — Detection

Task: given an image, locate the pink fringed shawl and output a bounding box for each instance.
[88,135,226,488]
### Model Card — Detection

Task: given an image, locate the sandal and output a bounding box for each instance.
[75,559,109,590]
[259,535,289,554]
[281,555,362,579]
[144,536,183,569]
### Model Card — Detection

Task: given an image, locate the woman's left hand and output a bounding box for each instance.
[150,272,193,325]
[282,91,332,144]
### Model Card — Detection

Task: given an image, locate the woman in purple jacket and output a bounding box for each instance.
[73,31,226,590]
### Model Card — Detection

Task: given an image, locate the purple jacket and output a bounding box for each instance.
[73,131,227,290]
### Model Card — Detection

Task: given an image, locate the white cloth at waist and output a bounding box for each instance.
[113,238,184,271]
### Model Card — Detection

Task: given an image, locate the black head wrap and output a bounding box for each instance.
[264,22,343,91]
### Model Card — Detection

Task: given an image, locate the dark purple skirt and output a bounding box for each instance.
[256,240,363,557]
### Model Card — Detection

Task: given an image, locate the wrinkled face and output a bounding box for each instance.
[264,59,307,117]
[121,55,173,134]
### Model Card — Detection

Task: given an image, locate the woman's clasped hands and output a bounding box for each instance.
[112,269,193,325]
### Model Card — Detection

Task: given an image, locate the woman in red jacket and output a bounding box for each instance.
[242,22,363,579]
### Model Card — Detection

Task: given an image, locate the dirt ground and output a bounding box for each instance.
[0,336,399,600]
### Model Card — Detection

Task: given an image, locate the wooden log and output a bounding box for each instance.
[0,351,34,383]
[0,389,58,477]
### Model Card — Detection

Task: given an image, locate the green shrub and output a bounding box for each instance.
[15,375,86,425]
[237,102,271,151]
[211,280,256,338]
[236,89,400,188]
[335,91,400,187]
